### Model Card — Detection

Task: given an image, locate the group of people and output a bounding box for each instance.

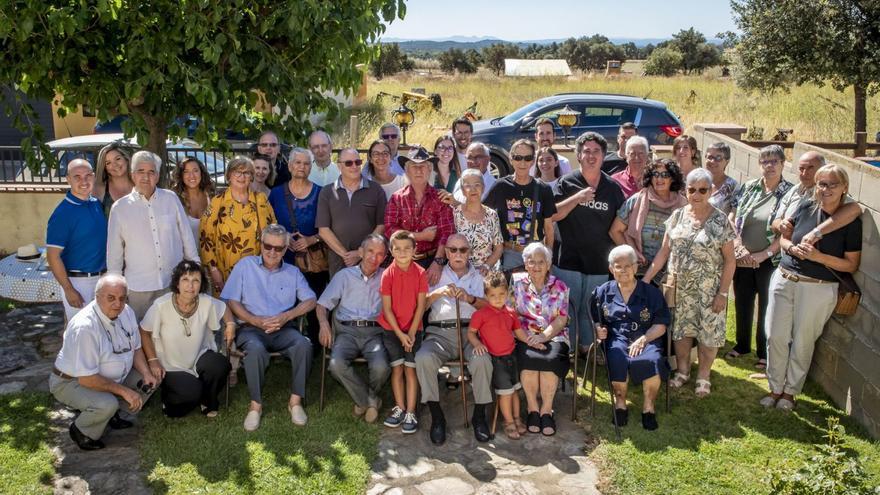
[44,116,862,450]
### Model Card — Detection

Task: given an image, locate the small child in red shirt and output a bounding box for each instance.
[467,271,538,440]
[379,230,428,434]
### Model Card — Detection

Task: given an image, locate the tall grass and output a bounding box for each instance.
[360,72,879,150]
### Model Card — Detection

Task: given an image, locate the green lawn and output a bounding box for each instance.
[582,308,880,495]
[139,360,381,495]
[0,393,55,495]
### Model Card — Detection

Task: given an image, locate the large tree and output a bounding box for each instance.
[732,0,880,146]
[0,0,405,168]
[666,28,722,74]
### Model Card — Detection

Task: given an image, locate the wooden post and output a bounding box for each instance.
[349,115,359,148]
[855,131,867,157]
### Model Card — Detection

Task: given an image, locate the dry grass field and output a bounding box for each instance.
[346,71,880,153]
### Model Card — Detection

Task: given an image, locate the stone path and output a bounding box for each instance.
[367,377,601,495]
[0,304,150,495]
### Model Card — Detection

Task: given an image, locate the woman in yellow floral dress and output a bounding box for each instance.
[200,156,276,294]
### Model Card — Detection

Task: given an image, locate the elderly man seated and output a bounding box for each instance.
[221,224,317,431]
[414,233,493,445]
[317,234,391,423]
[49,274,158,450]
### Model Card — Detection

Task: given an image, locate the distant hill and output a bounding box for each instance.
[381,36,720,55]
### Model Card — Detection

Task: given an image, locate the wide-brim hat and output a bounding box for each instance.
[16,244,41,261]
[397,146,437,169]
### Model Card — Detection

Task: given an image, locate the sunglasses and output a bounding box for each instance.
[511,154,535,162]
[446,246,469,254]
[687,187,710,195]
[817,181,841,190]
[650,171,672,179]
[380,134,398,140]
[340,159,363,167]
[262,242,286,253]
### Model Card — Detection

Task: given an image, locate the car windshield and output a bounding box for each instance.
[498,100,551,126]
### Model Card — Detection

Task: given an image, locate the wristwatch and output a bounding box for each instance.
[811,228,824,240]
[433,257,448,266]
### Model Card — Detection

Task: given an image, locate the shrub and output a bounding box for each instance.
[645,47,684,77]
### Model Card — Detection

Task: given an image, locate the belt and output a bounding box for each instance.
[338,319,379,327]
[430,319,470,329]
[52,367,75,380]
[503,241,526,253]
[779,268,833,284]
[67,270,106,278]
[412,249,437,261]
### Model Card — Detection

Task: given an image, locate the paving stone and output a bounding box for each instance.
[0,380,27,394]
[416,477,474,495]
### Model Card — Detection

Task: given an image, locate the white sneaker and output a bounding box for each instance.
[244,409,261,431]
[289,404,308,426]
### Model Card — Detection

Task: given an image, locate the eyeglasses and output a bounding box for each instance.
[461,182,482,190]
[816,181,841,190]
[340,159,363,167]
[231,170,254,178]
[466,155,489,161]
[687,187,710,195]
[760,159,782,166]
[370,151,390,158]
[179,317,191,337]
[380,134,398,140]
[650,171,672,179]
[262,242,286,253]
[705,154,725,161]
[102,319,132,354]
[258,142,279,148]
[511,154,535,162]
[435,145,454,153]
[446,246,469,254]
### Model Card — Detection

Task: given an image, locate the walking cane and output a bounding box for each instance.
[225,335,231,409]
[592,296,621,441]
[454,298,469,429]
[570,305,579,422]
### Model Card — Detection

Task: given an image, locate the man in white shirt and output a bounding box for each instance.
[449,142,496,204]
[308,130,339,187]
[107,151,199,320]
[49,274,157,450]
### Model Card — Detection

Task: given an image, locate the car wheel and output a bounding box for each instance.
[489,153,511,178]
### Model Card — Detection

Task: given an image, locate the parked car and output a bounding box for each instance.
[470,93,683,176]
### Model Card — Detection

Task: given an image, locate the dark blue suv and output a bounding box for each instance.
[471,93,683,175]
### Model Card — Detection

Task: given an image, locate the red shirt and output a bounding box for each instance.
[611,167,642,199]
[378,261,429,332]
[469,305,521,357]
[384,185,454,255]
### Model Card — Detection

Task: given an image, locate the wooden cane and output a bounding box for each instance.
[319,344,327,412]
[570,306,579,422]
[454,298,469,429]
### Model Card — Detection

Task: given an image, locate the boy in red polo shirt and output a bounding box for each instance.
[379,230,428,434]
[468,271,539,440]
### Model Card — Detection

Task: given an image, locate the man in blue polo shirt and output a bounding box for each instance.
[46,159,108,320]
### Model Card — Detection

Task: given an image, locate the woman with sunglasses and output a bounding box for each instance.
[139,260,234,418]
[365,139,407,199]
[610,159,687,282]
[93,143,134,217]
[172,157,214,245]
[431,135,462,193]
[643,168,736,397]
[200,156,277,294]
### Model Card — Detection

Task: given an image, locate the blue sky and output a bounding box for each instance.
[382,0,738,41]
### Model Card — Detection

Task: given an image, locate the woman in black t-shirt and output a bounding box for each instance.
[762,164,862,412]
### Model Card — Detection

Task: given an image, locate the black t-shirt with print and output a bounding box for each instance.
[780,200,862,281]
[484,176,557,246]
[553,170,625,274]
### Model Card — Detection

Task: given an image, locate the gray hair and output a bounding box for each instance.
[379,123,400,135]
[608,244,638,265]
[522,242,552,265]
[460,168,483,183]
[706,142,731,161]
[800,150,826,168]
[465,142,490,157]
[446,233,469,246]
[95,273,127,294]
[261,224,290,244]
[337,147,360,161]
[130,150,162,173]
[625,135,649,154]
[360,233,387,250]
[308,130,332,146]
[686,168,713,187]
[759,144,786,162]
[289,146,314,164]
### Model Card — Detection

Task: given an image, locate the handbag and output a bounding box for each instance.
[814,209,860,316]
[284,185,329,273]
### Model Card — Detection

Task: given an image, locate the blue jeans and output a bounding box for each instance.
[553,267,608,351]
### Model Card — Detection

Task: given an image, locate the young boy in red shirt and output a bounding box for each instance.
[379,230,428,434]
[468,271,538,439]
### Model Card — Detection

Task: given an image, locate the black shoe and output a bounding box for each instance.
[69,423,105,451]
[108,413,133,430]
[472,417,492,442]
[612,408,629,427]
[526,411,541,434]
[430,417,447,445]
[641,412,658,431]
[540,413,557,436]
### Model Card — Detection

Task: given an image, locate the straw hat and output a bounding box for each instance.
[16,244,41,261]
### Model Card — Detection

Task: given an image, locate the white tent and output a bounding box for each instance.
[504,59,572,77]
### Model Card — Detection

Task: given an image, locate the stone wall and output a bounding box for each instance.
[0,186,66,253]
[693,125,880,438]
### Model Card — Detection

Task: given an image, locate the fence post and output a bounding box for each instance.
[855,132,867,157]
[349,115,359,148]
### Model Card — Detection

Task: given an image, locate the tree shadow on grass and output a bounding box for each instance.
[0,392,52,453]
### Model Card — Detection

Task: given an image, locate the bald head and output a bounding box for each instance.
[95,274,128,319]
[68,159,93,174]
[797,151,826,188]
[66,159,96,200]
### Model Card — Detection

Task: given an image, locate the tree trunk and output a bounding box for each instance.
[854,83,867,156]
[145,117,170,188]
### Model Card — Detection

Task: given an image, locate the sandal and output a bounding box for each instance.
[694,379,711,398]
[503,421,521,440]
[540,413,556,436]
[669,372,690,389]
[755,359,767,370]
[724,350,744,359]
[526,411,541,433]
[513,416,528,435]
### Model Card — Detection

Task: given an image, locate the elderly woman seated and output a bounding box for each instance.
[589,245,670,430]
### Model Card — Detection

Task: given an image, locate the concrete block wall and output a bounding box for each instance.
[0,187,66,254]
[693,126,880,437]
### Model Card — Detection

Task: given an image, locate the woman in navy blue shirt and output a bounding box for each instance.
[590,244,670,430]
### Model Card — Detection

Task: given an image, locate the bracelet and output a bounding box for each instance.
[811,228,823,240]
[717,292,728,298]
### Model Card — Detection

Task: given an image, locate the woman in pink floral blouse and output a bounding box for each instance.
[511,242,570,436]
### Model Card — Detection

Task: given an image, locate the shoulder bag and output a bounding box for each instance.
[284,185,329,273]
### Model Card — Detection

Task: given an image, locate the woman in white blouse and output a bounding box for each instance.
[139,260,233,417]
